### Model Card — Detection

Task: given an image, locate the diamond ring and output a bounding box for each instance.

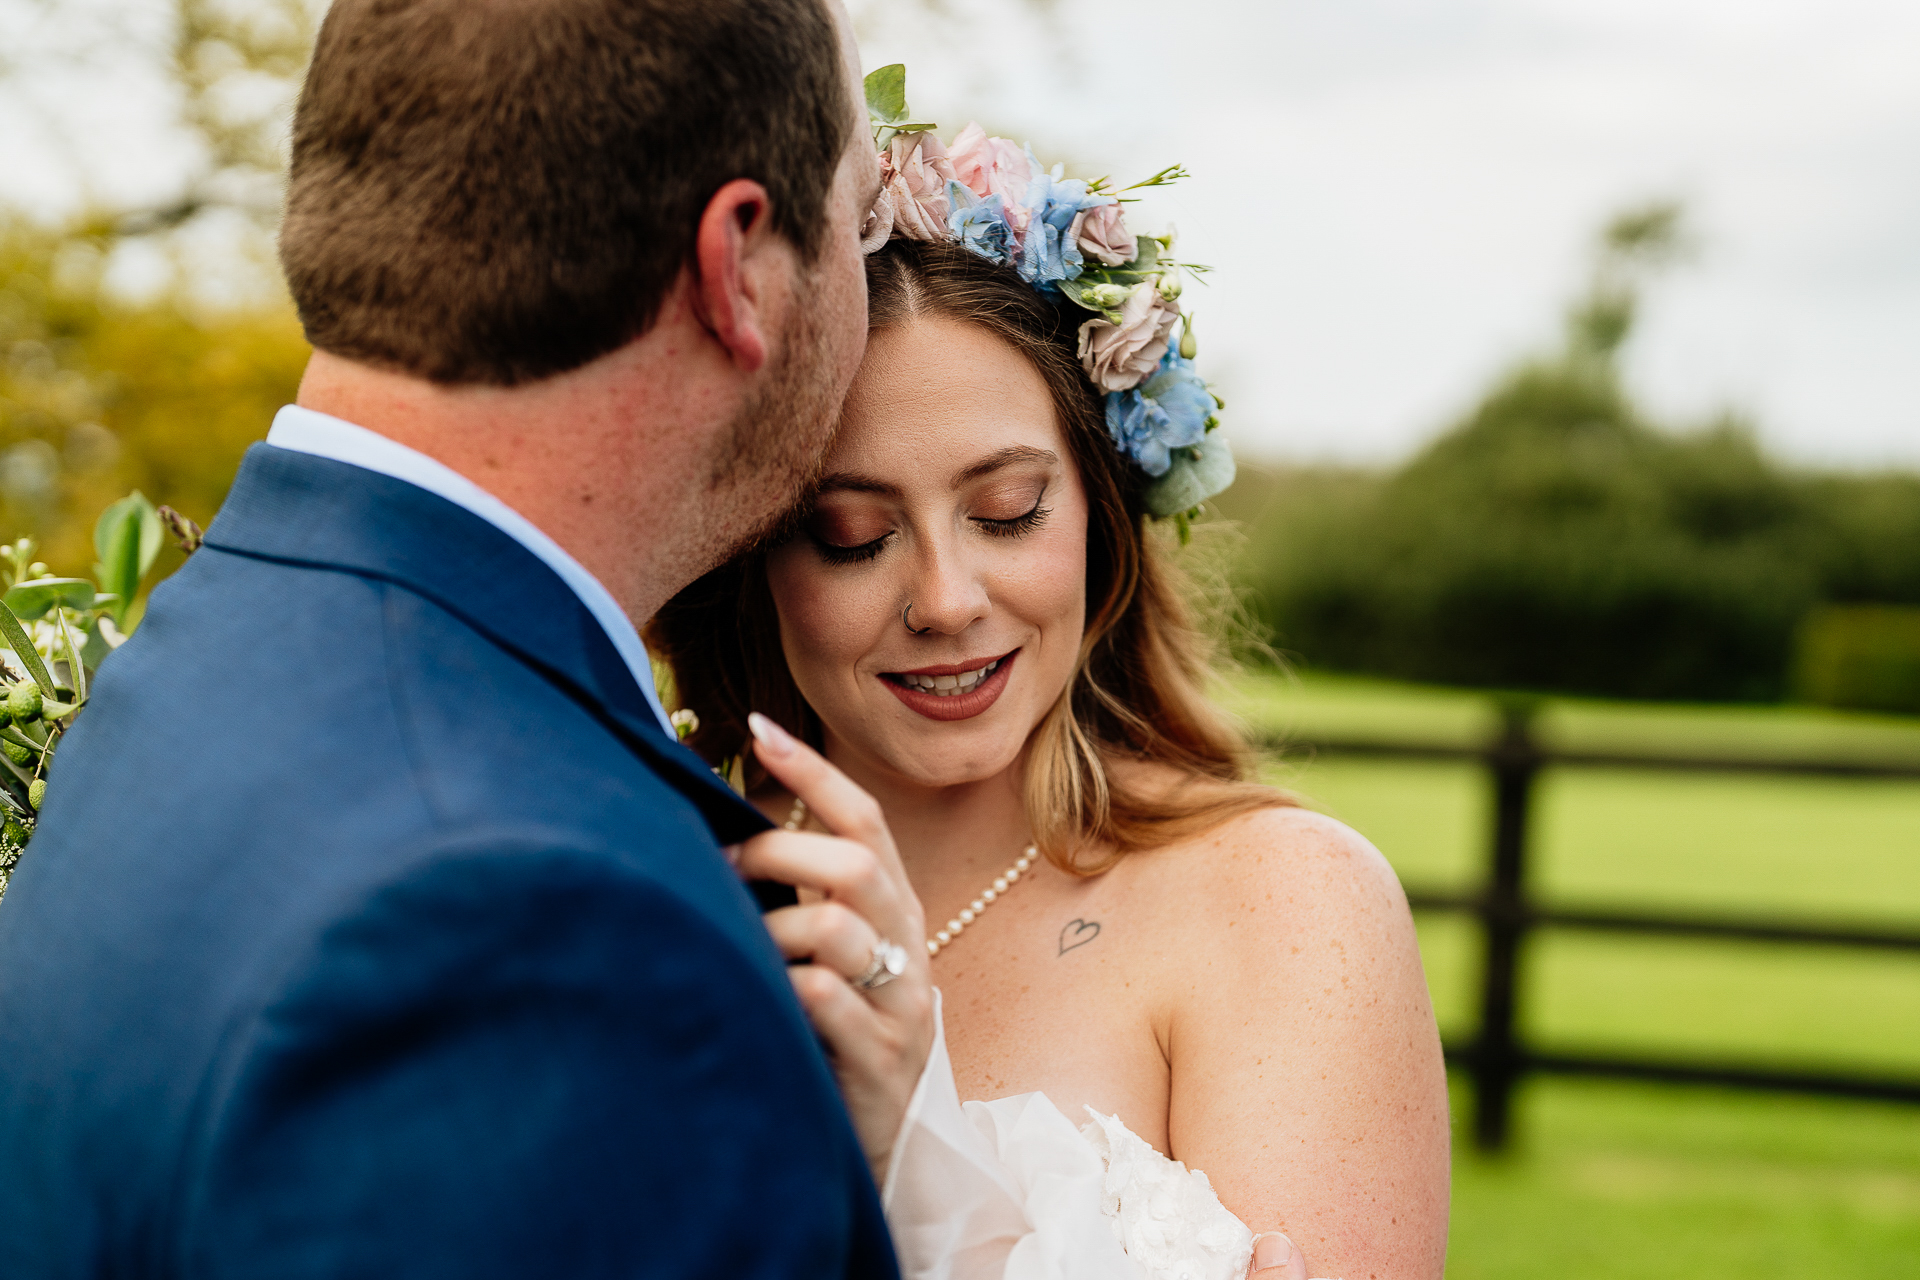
[852,938,909,992]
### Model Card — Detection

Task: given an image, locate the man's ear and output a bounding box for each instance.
[691,179,782,374]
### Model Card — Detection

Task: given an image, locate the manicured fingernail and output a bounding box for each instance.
[747,712,795,758]
[1251,1232,1292,1272]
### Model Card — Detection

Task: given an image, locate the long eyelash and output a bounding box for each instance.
[811,532,891,565]
[978,504,1051,538]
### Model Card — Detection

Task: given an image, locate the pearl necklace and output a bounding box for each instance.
[784,797,1036,957]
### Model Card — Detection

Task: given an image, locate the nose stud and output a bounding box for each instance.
[903,603,933,636]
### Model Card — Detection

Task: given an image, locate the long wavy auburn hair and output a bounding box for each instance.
[648,238,1290,874]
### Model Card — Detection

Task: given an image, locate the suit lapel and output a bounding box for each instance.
[204,444,770,846]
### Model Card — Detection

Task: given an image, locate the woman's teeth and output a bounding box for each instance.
[898,659,1000,697]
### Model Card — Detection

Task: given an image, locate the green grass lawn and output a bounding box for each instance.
[1224,669,1920,1277]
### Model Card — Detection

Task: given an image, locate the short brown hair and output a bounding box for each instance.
[651,239,1290,873]
[280,0,851,386]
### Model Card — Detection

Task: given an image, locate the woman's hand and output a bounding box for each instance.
[733,713,935,1186]
[1249,1232,1310,1280]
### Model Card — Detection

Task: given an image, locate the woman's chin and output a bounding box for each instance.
[861,732,1025,793]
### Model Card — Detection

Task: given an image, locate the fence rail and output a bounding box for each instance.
[1263,706,1920,1149]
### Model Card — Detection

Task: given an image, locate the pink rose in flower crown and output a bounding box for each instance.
[1070,202,1134,267]
[1076,282,1179,392]
[881,131,957,241]
[946,123,1036,235]
[859,187,895,254]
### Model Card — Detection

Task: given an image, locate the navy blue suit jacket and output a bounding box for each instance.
[0,446,898,1279]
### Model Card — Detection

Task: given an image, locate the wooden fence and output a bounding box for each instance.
[1274,703,1920,1151]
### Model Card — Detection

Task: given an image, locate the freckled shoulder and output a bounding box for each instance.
[1136,801,1413,945]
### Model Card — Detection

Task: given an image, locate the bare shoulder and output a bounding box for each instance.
[1146,797,1411,934]
[1118,798,1429,1032]
[1121,784,1449,1279]
[1144,806,1449,1280]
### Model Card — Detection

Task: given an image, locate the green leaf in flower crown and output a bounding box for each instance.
[866,64,909,124]
[1123,164,1190,193]
[864,64,935,148]
[1143,431,1237,518]
[93,490,164,630]
[2,579,97,620]
[1074,238,1168,292]
[875,122,938,148]
[1057,277,1126,320]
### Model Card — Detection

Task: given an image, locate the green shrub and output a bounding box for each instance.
[1231,203,1920,703]
[1246,362,1829,699]
[1805,473,1920,605]
[1793,605,1920,715]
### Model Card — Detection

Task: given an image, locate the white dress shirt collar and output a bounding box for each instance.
[265,404,677,738]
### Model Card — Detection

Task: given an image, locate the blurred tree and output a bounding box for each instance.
[1245,203,1920,703]
[0,0,315,579]
[134,0,319,235]
[0,222,307,576]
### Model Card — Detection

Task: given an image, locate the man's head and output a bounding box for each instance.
[282,0,857,386]
[280,0,880,615]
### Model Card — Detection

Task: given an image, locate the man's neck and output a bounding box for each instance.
[295,339,725,628]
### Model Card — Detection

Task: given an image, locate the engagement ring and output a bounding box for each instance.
[852,938,909,992]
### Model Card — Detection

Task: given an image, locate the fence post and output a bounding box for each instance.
[1472,698,1541,1151]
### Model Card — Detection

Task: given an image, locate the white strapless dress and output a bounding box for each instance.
[883,995,1336,1280]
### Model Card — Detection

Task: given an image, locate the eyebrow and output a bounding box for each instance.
[952,446,1058,485]
[813,446,1059,501]
[815,472,901,498]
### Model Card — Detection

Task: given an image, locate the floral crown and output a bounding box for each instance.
[861,66,1233,529]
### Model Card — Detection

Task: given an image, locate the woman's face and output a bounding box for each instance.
[765,314,1089,791]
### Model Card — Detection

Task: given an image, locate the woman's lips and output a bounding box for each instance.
[880,650,1018,722]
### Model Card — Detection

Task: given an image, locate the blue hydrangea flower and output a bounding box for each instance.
[945,181,1015,266]
[1140,350,1213,437]
[1016,153,1115,293]
[1017,218,1076,291]
[1105,391,1160,473]
[1104,350,1212,476]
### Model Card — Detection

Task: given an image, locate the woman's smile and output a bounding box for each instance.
[880,650,1018,721]
[763,313,1089,791]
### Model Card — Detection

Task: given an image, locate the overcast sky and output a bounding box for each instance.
[856,0,1920,468]
[3,0,1915,469]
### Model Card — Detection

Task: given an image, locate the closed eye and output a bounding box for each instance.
[810,531,893,565]
[975,503,1051,538]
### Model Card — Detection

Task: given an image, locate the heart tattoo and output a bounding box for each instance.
[1057,918,1101,955]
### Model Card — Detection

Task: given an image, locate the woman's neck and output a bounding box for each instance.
[821,739,1035,920]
